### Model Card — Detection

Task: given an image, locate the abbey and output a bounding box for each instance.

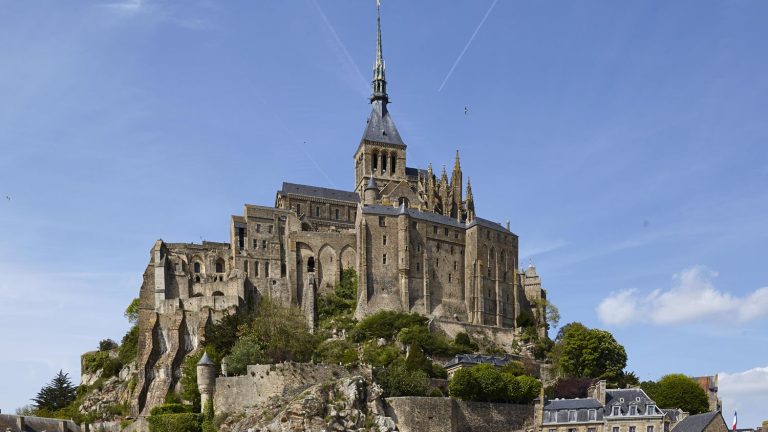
[132,6,547,416]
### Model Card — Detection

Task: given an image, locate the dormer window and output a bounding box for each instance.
[588,409,597,421]
[646,405,657,415]
[568,410,577,422]
[544,412,551,423]
[612,406,620,416]
[629,405,637,415]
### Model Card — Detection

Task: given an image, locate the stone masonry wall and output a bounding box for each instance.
[213,363,354,415]
[385,397,534,432]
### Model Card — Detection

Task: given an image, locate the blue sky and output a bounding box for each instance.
[0,0,766,425]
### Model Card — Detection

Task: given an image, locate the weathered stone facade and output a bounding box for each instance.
[385,397,535,432]
[130,6,548,416]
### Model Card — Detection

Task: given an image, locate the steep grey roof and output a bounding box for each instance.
[197,351,214,366]
[362,205,465,229]
[662,409,681,422]
[281,182,359,203]
[443,354,511,369]
[544,398,603,411]
[362,100,404,145]
[468,217,515,235]
[366,177,379,190]
[671,412,722,432]
[605,388,659,416]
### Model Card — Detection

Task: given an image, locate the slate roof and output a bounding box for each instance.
[197,351,214,366]
[469,217,515,235]
[362,204,465,228]
[443,354,511,369]
[605,388,660,416]
[280,182,360,203]
[362,100,404,146]
[544,398,604,411]
[671,412,722,432]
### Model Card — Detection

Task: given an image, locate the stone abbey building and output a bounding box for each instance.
[132,5,547,416]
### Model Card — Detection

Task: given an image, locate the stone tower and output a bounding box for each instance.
[196,351,216,412]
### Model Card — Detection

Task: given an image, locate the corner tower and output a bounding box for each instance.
[354,1,407,197]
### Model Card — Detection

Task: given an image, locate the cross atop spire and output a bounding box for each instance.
[371,0,388,104]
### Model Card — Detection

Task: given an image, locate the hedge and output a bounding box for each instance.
[147,413,202,432]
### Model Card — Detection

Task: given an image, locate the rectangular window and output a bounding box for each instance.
[379,216,386,227]
[433,226,438,234]
[435,258,439,268]
[448,274,452,283]
[543,412,551,423]
[647,427,654,432]
[268,225,273,234]
[588,409,596,421]
[253,239,258,248]
[335,209,339,220]
[315,206,320,217]
[629,406,637,415]
[262,240,267,249]
[417,244,421,252]
[568,429,577,432]
[412,221,418,229]
[647,405,656,415]
[383,235,387,246]
[568,410,577,422]
[588,428,597,432]
[254,261,259,276]
[383,254,387,265]
[416,262,420,271]
[237,227,245,250]
[256,223,261,233]
[244,261,249,275]
[436,243,441,252]
[264,262,269,277]
[612,406,620,416]
[454,261,458,271]
[548,429,555,432]
[454,231,459,239]
[450,245,454,255]
[629,427,636,432]
[296,204,301,214]
[444,227,449,236]
[613,427,620,432]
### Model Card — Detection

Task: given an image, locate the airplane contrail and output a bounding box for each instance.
[438,0,500,92]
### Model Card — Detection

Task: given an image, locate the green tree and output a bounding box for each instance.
[375,360,431,397]
[317,268,358,332]
[314,339,358,366]
[551,322,627,379]
[225,333,267,376]
[124,298,140,324]
[648,374,709,414]
[448,364,541,403]
[203,311,253,363]
[351,310,427,342]
[179,352,203,412]
[32,370,77,412]
[535,298,560,329]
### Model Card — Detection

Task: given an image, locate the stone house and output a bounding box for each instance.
[670,412,728,432]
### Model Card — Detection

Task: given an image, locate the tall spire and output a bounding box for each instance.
[371,0,388,104]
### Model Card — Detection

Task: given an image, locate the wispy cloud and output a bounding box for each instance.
[103,0,147,14]
[520,239,568,260]
[597,266,768,326]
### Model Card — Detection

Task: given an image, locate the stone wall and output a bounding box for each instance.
[213,363,356,415]
[385,397,534,432]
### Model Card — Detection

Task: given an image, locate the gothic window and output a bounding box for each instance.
[372,151,378,171]
[307,257,315,273]
[194,262,201,273]
[381,153,387,173]
[215,259,225,273]
[390,152,397,174]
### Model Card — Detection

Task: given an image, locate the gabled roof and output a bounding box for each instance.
[280,182,360,203]
[605,388,659,416]
[544,398,603,411]
[362,100,404,146]
[671,412,724,432]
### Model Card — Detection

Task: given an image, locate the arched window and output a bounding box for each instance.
[193,262,201,274]
[215,259,224,273]
[307,257,315,273]
[381,153,387,174]
[212,291,224,297]
[372,151,378,171]
[390,152,397,174]
[398,197,409,208]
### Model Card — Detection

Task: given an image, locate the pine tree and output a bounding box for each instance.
[32,370,77,412]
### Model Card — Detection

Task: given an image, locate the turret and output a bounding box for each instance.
[196,351,216,412]
[364,176,379,205]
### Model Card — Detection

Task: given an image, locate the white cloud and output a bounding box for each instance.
[719,366,768,427]
[596,266,768,326]
[103,0,147,14]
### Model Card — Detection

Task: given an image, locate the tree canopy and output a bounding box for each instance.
[32,370,77,412]
[551,322,627,379]
[448,364,541,404]
[641,374,709,414]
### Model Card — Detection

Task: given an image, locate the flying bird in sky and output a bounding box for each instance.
[464,106,469,115]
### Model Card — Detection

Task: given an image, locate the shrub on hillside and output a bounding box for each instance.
[119,325,139,364]
[448,364,541,404]
[147,413,202,432]
[350,311,427,342]
[314,339,358,366]
[375,360,431,397]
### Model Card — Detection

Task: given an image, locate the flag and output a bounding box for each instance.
[732,411,737,431]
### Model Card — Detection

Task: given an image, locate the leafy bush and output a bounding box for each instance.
[362,342,400,368]
[375,360,431,397]
[317,268,358,332]
[454,332,479,352]
[125,298,140,324]
[238,298,316,364]
[99,339,118,351]
[516,310,535,328]
[147,413,202,432]
[499,361,527,377]
[204,311,254,364]
[180,352,203,412]
[226,334,267,376]
[119,325,140,364]
[314,339,358,366]
[150,403,192,416]
[448,364,541,403]
[351,311,427,342]
[82,351,122,378]
[398,325,459,357]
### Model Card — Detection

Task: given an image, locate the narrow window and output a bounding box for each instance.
[647,427,654,432]
[436,243,441,252]
[379,216,386,227]
[629,427,636,432]
[568,410,576,422]
[454,231,459,239]
[588,409,596,421]
[444,227,448,236]
[613,427,620,432]
[417,244,421,252]
[612,406,620,416]
[237,227,245,250]
[244,261,249,275]
[253,239,258,248]
[646,405,656,415]
[454,261,458,271]
[254,261,259,276]
[448,274,452,283]
[194,262,201,273]
[383,254,387,265]
[256,223,261,233]
[544,412,551,423]
[296,203,301,214]
[268,225,273,234]
[487,267,491,278]
[629,406,637,416]
[416,262,420,271]
[450,245,454,255]
[381,153,387,173]
[383,235,387,246]
[262,240,267,249]
[315,206,320,217]
[281,263,286,277]
[372,152,378,170]
[265,262,270,277]
[307,257,315,273]
[390,152,396,174]
[412,221,417,229]
[215,260,224,273]
[335,209,339,220]
[433,226,438,234]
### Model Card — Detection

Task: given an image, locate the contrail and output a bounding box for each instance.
[438,0,500,92]
[310,0,369,98]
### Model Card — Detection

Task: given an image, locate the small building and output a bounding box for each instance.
[0,414,79,432]
[443,354,515,378]
[670,411,728,432]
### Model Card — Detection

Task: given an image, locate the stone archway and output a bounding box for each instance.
[318,245,338,295]
[340,246,356,272]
